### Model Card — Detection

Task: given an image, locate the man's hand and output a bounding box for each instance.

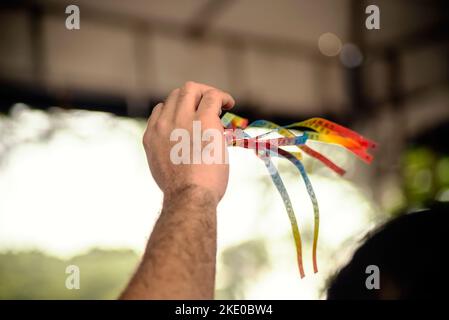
[120,82,235,300]
[143,81,235,204]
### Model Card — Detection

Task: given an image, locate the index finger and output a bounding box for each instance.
[174,81,234,119]
[196,88,235,118]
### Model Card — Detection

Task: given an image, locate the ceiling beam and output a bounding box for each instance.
[186,0,235,38]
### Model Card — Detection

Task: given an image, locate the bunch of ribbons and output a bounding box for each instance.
[221,112,376,278]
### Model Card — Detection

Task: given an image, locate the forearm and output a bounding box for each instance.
[124,81,234,299]
[120,186,218,299]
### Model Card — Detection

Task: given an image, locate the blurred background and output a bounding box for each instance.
[0,0,448,299]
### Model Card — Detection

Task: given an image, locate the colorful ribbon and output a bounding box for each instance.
[221,112,376,278]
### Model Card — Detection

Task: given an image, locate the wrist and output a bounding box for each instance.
[163,184,220,210]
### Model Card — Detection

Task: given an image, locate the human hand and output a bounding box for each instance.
[143,81,235,205]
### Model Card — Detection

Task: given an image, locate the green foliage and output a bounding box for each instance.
[0,249,139,299]
[402,147,449,208]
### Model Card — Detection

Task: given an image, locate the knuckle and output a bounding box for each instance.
[178,89,191,100]
[150,104,161,115]
[179,82,198,100]
[168,88,180,99]
[155,119,168,131]
[153,102,163,110]
[183,81,197,91]
[204,89,221,101]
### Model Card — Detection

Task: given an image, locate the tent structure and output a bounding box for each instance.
[1,0,448,205]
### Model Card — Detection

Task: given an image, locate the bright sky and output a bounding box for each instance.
[0,104,377,299]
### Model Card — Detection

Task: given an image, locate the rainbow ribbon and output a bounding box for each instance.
[221,112,376,278]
